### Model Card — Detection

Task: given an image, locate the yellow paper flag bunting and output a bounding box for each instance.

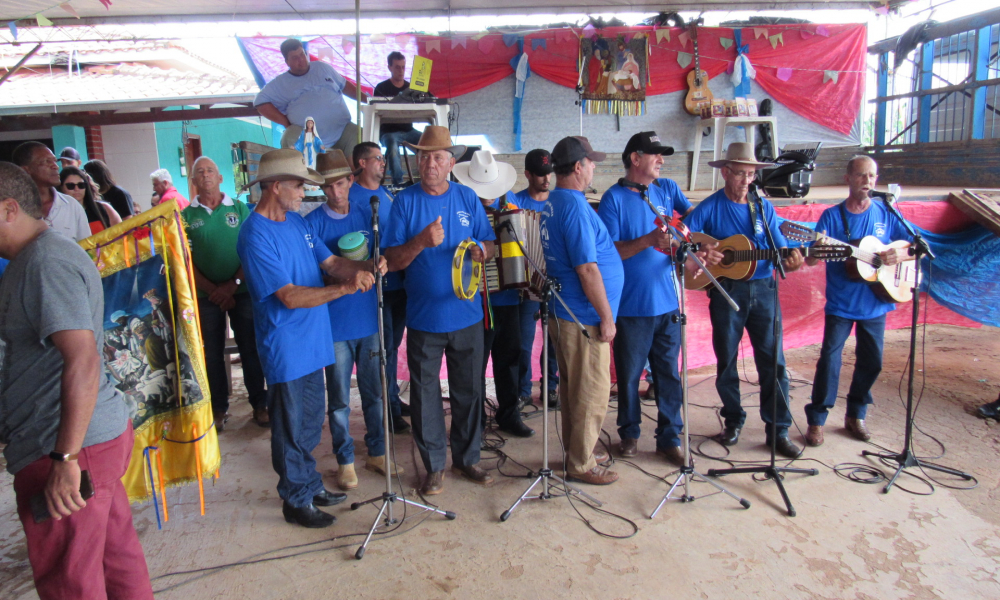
[719,37,733,50]
[769,33,784,49]
[655,29,671,44]
[36,14,53,26]
[824,70,839,84]
[677,52,692,69]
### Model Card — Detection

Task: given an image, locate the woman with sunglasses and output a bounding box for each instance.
[60,167,122,234]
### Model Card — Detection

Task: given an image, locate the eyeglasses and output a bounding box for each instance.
[725,166,757,181]
[364,155,386,163]
[63,182,88,190]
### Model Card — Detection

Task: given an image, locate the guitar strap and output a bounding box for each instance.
[838,203,851,240]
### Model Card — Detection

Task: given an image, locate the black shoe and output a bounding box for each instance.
[399,403,412,417]
[313,489,348,507]
[390,418,411,434]
[497,418,535,438]
[517,395,533,411]
[976,400,1000,421]
[716,425,741,447]
[282,502,336,528]
[546,390,560,411]
[768,435,803,459]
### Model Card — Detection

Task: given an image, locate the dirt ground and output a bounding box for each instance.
[1,323,999,599]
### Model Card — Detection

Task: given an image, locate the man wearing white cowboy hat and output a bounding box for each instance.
[684,141,804,458]
[305,150,404,491]
[384,126,497,496]
[236,148,385,528]
[453,150,534,439]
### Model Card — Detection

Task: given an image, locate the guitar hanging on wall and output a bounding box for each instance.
[683,19,713,115]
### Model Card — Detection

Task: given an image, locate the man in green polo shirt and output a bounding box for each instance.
[182,156,268,430]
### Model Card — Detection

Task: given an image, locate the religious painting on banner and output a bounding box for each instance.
[579,33,648,117]
[78,201,220,509]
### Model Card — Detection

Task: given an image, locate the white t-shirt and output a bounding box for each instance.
[45,189,91,242]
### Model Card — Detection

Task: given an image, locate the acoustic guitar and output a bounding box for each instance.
[684,231,850,290]
[779,221,919,303]
[683,19,713,116]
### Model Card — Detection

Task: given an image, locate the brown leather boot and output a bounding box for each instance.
[421,471,444,495]
[805,425,824,447]
[452,464,495,487]
[619,438,638,458]
[566,466,619,486]
[845,417,872,441]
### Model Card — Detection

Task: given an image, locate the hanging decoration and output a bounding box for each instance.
[512,42,530,151]
[452,34,467,49]
[60,3,80,18]
[579,32,648,117]
[823,70,840,83]
[7,20,15,40]
[655,29,671,44]
[719,37,733,50]
[769,33,785,49]
[731,29,756,97]
[425,39,441,54]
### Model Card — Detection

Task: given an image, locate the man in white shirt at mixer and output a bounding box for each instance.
[802,156,913,448]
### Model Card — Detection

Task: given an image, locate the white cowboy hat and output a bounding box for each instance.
[452,150,517,200]
[241,148,323,191]
[708,142,775,169]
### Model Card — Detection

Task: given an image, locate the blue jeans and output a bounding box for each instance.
[709,277,792,436]
[613,313,683,448]
[324,333,385,465]
[805,313,885,426]
[518,300,559,396]
[382,288,407,418]
[198,294,267,413]
[380,129,423,185]
[268,369,327,508]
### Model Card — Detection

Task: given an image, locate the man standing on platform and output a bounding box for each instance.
[13,142,89,242]
[351,142,411,433]
[182,157,268,430]
[541,136,624,485]
[803,156,912,447]
[237,149,380,528]
[306,151,403,491]
[0,162,155,600]
[684,142,804,458]
[373,52,424,186]
[599,131,718,466]
[384,126,496,496]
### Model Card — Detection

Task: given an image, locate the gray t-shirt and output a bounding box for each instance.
[0,229,127,474]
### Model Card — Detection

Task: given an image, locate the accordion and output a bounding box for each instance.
[485,208,547,301]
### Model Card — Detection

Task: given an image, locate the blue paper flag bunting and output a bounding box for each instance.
[7,21,16,40]
[531,38,546,51]
[502,33,519,48]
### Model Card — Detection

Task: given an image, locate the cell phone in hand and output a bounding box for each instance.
[30,470,94,524]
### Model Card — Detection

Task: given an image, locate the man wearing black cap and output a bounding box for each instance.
[598,131,718,466]
[58,147,83,169]
[540,136,624,485]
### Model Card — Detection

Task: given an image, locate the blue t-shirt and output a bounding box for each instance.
[598,183,679,318]
[385,182,496,333]
[486,193,523,307]
[684,188,789,281]
[236,211,336,383]
[510,189,549,212]
[305,204,379,342]
[655,178,693,215]
[254,61,351,145]
[814,200,913,320]
[540,188,624,326]
[349,182,403,291]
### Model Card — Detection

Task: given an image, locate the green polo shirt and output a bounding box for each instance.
[182,194,251,298]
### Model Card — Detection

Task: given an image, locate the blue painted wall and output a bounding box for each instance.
[51,125,88,163]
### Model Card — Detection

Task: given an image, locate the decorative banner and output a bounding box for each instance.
[370,33,385,44]
[678,30,690,48]
[769,33,784,49]
[583,23,596,39]
[478,36,495,54]
[7,20,16,39]
[555,29,573,43]
[452,34,467,49]
[60,3,80,18]
[824,70,840,83]
[99,0,113,8]
[502,33,519,47]
[677,51,692,69]
[776,67,794,81]
[531,38,546,51]
[719,37,733,50]
[655,29,671,44]
[411,55,433,91]
[754,27,769,39]
[36,14,52,26]
[425,39,441,54]
[513,52,530,151]
[78,202,219,509]
[341,36,354,54]
[816,25,830,37]
[579,32,648,117]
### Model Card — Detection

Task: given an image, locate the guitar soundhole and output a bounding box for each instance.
[721,250,735,266]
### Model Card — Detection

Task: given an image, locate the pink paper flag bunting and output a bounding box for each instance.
[816,25,830,37]
[776,67,793,81]
[875,6,889,15]
[478,36,495,55]
[655,29,671,44]
[342,37,354,54]
[60,3,79,18]
[426,39,441,54]
[583,24,595,39]
[452,35,467,49]
[754,28,768,39]
[370,33,386,44]
[678,31,690,48]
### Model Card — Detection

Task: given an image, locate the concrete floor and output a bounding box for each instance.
[1,324,999,599]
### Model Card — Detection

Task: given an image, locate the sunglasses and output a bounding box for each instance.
[63,182,88,190]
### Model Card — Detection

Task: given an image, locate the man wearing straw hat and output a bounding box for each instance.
[684,142,804,458]
[236,149,384,528]
[454,149,535,439]
[305,150,404,492]
[384,126,496,496]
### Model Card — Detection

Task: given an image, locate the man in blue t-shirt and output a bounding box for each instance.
[384,126,497,496]
[254,38,366,161]
[351,142,412,434]
[236,149,382,529]
[684,142,804,458]
[541,136,624,486]
[599,131,717,467]
[803,156,913,447]
[305,151,404,492]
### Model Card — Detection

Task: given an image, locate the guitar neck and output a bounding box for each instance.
[812,237,884,267]
[727,247,820,262]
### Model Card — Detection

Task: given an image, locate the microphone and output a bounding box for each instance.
[370,195,380,231]
[619,178,648,193]
[867,189,894,201]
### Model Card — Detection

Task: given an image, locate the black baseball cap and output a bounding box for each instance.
[622,131,673,167]
[551,136,606,169]
[524,149,553,176]
[59,147,81,161]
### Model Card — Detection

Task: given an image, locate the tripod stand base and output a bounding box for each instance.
[861,449,972,494]
[650,465,751,519]
[708,465,818,517]
[500,468,603,522]
[350,491,456,560]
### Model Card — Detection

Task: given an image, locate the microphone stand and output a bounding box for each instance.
[861,193,971,492]
[707,183,817,517]
[351,195,456,559]
[620,180,749,515]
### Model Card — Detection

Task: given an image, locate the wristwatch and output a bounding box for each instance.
[49,451,79,462]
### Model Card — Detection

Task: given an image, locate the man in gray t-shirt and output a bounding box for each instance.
[0,162,153,600]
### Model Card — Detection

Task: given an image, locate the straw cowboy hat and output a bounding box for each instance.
[315,150,353,185]
[452,150,517,200]
[707,142,775,169]
[242,148,323,190]
[403,125,466,157]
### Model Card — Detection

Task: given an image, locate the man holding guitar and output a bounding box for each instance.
[802,156,913,447]
[684,142,804,458]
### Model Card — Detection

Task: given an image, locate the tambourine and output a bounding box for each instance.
[452,239,482,300]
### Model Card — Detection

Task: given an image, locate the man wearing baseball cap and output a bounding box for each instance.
[684,142,804,458]
[540,136,624,485]
[58,147,83,169]
[236,149,383,528]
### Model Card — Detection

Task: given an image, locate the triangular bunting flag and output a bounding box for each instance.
[678,31,690,48]
[478,36,495,54]
[99,0,113,8]
[317,47,334,62]
[60,3,80,18]
[655,29,671,44]
[531,38,546,51]
[816,25,830,37]
[452,35,467,49]
[502,33,518,48]
[719,37,733,50]
[426,39,441,54]
[677,52,692,69]
[875,6,889,15]
[583,24,595,39]
[370,33,385,44]
[824,70,839,84]
[769,33,784,49]
[7,21,16,40]
[776,67,793,82]
[342,36,354,54]
[36,14,53,26]
[754,28,768,39]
